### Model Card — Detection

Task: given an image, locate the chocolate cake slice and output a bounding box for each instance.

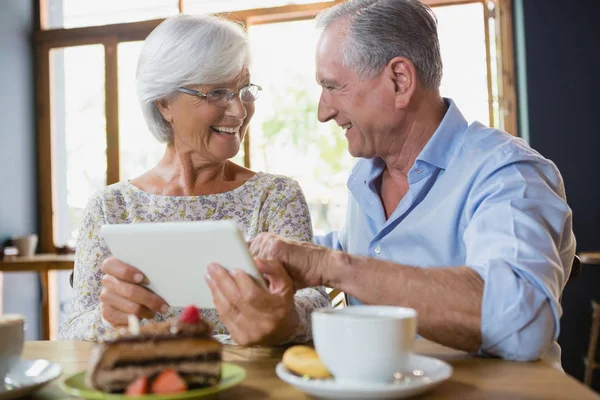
[86,309,221,393]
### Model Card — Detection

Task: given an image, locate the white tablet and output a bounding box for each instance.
[100,220,266,309]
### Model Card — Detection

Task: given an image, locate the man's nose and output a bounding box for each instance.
[317,93,336,123]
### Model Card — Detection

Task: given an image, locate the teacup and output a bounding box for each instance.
[312,306,417,384]
[11,234,38,257]
[0,314,25,385]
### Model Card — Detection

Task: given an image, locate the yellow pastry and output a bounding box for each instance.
[282,345,332,379]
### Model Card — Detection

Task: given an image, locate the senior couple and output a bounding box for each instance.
[60,0,575,368]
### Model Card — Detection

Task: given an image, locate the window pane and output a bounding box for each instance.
[185,0,334,14]
[435,2,491,125]
[248,20,354,236]
[51,45,106,247]
[45,0,178,29]
[118,42,166,182]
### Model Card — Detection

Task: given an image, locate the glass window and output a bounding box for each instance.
[435,2,491,125]
[51,45,106,248]
[185,0,334,14]
[248,20,355,237]
[45,0,179,29]
[118,42,166,182]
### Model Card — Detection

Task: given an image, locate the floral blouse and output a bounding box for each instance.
[58,172,330,343]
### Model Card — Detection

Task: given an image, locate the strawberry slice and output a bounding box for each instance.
[151,369,188,394]
[180,305,201,324]
[125,376,149,396]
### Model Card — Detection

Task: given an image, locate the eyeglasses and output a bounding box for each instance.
[177,84,262,107]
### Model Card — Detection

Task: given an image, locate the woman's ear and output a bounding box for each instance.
[155,98,173,123]
[386,57,416,109]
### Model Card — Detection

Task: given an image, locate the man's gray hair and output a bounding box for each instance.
[137,14,250,143]
[316,0,443,89]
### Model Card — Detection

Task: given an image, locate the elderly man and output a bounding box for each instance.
[208,0,575,365]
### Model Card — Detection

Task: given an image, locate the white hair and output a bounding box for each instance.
[316,0,443,89]
[136,14,250,143]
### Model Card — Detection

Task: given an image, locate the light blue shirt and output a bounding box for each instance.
[316,99,575,367]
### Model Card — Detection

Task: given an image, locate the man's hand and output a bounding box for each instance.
[249,232,337,289]
[100,257,169,326]
[205,259,299,346]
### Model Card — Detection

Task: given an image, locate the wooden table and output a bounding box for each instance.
[22,340,600,399]
[0,254,74,340]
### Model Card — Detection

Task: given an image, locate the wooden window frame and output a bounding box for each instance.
[34,0,517,254]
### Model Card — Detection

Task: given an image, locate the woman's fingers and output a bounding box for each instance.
[101,274,168,313]
[101,257,148,284]
[99,290,155,323]
[100,303,129,326]
[206,264,244,305]
[254,259,293,294]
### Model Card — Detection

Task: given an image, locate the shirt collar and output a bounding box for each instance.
[415,98,468,170]
[348,98,469,189]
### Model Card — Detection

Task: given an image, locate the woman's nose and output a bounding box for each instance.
[226,95,247,119]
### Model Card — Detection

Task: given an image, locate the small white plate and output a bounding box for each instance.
[1,359,62,400]
[276,354,452,399]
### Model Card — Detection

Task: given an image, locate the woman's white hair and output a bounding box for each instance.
[137,14,250,143]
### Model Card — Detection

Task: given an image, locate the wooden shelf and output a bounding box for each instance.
[0,253,75,272]
[0,253,75,340]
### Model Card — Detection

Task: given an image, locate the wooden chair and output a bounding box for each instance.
[570,254,582,281]
[328,288,347,309]
[584,300,600,387]
[575,252,600,387]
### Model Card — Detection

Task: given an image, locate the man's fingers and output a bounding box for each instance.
[101,257,147,284]
[249,232,279,259]
[101,274,168,313]
[248,233,266,257]
[100,289,155,321]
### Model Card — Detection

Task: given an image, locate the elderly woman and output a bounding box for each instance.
[59,14,330,345]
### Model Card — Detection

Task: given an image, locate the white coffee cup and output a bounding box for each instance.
[312,306,417,384]
[11,235,38,257]
[0,314,25,385]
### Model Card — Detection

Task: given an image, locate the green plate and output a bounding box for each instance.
[59,363,245,399]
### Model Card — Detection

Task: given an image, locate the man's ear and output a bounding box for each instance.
[155,98,173,123]
[386,57,416,109]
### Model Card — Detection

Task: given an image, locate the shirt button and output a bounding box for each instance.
[374,245,382,254]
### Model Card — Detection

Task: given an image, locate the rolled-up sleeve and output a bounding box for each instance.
[314,231,343,250]
[464,156,575,361]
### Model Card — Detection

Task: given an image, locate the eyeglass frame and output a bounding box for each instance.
[176,84,262,107]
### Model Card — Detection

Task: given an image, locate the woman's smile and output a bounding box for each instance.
[211,125,241,140]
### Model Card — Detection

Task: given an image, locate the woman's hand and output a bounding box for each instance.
[100,257,169,326]
[205,259,299,346]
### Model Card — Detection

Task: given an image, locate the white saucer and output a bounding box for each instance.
[1,359,62,400]
[276,354,452,399]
